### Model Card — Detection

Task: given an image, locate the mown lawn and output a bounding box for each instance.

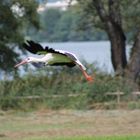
[0,110,140,140]
[1,135,140,140]
[54,136,140,140]
[22,135,140,140]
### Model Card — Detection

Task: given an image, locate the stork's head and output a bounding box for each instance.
[14,57,35,68]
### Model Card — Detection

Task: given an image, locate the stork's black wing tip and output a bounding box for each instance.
[44,46,57,53]
[22,40,45,54]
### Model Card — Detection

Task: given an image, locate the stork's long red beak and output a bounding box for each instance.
[14,60,27,68]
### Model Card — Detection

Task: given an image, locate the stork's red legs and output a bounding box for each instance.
[82,70,93,83]
[79,65,94,83]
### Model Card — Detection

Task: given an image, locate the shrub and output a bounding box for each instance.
[0,65,137,110]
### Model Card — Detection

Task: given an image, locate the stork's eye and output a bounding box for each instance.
[27,58,30,60]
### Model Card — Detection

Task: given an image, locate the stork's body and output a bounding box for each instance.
[15,40,93,82]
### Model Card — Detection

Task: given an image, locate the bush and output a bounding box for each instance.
[0,66,137,110]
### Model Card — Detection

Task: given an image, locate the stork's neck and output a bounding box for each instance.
[31,57,44,62]
[31,54,53,63]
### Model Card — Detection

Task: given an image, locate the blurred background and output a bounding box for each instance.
[1,1,140,139]
[0,0,140,110]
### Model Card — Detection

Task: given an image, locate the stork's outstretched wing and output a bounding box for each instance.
[23,40,61,55]
[23,40,86,70]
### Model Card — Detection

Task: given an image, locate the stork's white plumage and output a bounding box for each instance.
[14,40,93,82]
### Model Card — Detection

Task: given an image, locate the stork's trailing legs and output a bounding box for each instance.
[79,65,93,83]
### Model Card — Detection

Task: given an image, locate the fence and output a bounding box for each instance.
[1,92,140,103]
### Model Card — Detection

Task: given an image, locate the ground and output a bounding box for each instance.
[0,109,140,140]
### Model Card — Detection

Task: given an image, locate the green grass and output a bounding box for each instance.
[0,110,140,140]
[54,136,140,140]
[1,135,140,140]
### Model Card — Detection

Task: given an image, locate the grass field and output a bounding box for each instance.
[0,109,140,140]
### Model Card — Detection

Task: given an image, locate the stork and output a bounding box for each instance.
[14,40,93,82]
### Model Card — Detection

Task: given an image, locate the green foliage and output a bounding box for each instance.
[77,0,140,42]
[31,7,108,42]
[121,0,140,41]
[0,65,136,110]
[87,74,133,105]
[0,0,39,72]
[40,136,140,140]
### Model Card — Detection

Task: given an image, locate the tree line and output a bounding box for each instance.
[29,8,107,42]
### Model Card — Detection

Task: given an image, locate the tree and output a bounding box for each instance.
[0,0,39,73]
[125,30,140,82]
[39,8,62,41]
[77,0,127,76]
[77,0,140,83]
[35,7,107,42]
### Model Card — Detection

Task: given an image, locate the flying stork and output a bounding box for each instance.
[14,40,93,82]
